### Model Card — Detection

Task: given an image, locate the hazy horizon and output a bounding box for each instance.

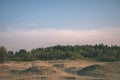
[0,0,120,51]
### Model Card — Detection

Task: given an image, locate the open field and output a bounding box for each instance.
[0,60,120,80]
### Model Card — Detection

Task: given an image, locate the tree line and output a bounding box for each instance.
[0,44,120,63]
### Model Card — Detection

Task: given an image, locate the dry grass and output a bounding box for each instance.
[0,60,120,80]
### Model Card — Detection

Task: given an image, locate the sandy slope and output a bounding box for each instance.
[0,60,120,80]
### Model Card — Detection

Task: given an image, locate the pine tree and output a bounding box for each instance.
[0,46,7,63]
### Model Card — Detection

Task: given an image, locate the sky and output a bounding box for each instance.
[0,0,120,51]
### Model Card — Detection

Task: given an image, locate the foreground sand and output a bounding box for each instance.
[0,60,120,80]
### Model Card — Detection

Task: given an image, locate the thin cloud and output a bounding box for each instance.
[21,22,38,26]
[0,27,120,51]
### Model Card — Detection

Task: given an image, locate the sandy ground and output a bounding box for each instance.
[0,60,119,80]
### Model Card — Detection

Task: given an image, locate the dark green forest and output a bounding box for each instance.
[0,44,120,63]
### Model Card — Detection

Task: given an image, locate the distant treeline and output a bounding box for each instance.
[0,44,120,63]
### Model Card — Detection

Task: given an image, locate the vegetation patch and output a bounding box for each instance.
[77,62,120,78]
[64,67,77,74]
[77,64,105,77]
[11,66,56,75]
[53,64,65,68]
[63,76,76,80]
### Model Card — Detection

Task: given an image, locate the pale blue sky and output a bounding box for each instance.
[0,0,120,50]
[0,0,120,31]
